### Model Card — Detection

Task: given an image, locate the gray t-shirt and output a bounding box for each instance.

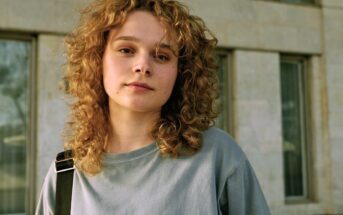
[35,127,270,215]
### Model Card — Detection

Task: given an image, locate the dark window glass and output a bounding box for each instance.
[280,58,309,198]
[215,52,229,132]
[0,38,32,214]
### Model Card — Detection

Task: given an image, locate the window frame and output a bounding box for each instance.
[0,32,37,215]
[280,55,313,203]
[215,49,234,136]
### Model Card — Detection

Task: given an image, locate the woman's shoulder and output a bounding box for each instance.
[202,127,235,145]
[200,127,248,174]
[201,128,271,215]
[202,127,244,155]
[35,161,58,214]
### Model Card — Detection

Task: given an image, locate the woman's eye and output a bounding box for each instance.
[119,48,134,54]
[155,53,169,62]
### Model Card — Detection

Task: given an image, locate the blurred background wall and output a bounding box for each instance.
[0,0,342,214]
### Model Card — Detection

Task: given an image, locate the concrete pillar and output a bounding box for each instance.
[322,2,343,212]
[36,35,68,196]
[233,50,284,213]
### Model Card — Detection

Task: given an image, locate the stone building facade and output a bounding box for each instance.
[0,0,342,214]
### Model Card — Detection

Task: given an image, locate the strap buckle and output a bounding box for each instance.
[55,150,75,173]
[55,158,75,173]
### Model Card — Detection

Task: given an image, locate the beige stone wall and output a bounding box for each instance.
[322,1,343,212]
[36,35,68,190]
[233,50,285,214]
[182,0,322,53]
[322,0,343,7]
[1,0,342,214]
[0,0,88,34]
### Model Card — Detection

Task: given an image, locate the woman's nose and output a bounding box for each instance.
[132,54,152,76]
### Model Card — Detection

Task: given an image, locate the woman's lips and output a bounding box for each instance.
[126,82,154,91]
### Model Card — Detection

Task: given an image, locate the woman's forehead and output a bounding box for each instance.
[108,10,178,51]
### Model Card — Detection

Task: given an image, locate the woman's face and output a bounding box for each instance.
[102,10,178,114]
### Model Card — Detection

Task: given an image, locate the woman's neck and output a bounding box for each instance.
[105,106,160,154]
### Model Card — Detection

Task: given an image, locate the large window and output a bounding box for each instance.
[280,56,311,200]
[0,35,36,214]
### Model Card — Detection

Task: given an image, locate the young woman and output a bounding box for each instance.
[36,0,271,214]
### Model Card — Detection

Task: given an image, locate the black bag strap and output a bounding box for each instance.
[55,150,74,215]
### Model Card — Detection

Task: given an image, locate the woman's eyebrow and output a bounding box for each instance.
[113,35,140,42]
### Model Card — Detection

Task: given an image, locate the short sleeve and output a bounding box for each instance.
[219,159,270,215]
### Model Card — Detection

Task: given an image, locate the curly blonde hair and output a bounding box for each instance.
[63,0,219,175]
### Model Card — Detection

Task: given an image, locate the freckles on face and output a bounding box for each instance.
[102,10,179,113]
